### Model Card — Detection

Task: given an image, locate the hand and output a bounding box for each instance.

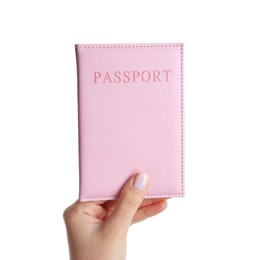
[63,172,167,260]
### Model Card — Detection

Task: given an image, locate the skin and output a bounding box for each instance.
[63,173,167,260]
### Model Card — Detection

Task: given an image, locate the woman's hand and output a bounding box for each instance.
[63,172,167,260]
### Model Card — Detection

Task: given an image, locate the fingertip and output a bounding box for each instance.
[158,199,168,211]
[133,172,149,191]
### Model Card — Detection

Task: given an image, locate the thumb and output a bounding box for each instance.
[104,172,149,235]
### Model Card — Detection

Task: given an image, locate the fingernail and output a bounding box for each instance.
[133,172,149,191]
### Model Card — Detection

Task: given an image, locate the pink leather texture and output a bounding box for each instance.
[75,43,184,201]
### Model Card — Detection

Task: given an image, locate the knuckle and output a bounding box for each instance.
[63,206,73,223]
[63,206,70,219]
[63,201,81,224]
[121,191,142,211]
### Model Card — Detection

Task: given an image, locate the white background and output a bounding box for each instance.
[0,0,259,259]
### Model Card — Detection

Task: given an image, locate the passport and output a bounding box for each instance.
[75,43,184,201]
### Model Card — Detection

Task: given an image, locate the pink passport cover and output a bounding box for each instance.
[75,43,184,201]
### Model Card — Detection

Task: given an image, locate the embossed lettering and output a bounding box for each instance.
[94,72,101,83]
[123,71,131,83]
[103,72,112,83]
[162,70,172,82]
[93,69,172,84]
[114,71,121,83]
